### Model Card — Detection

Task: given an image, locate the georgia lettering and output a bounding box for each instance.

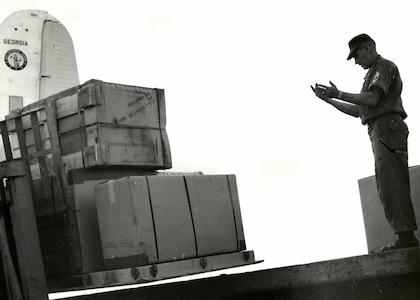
[3,39,29,46]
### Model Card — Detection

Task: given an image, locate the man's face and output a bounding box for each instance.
[353,46,372,69]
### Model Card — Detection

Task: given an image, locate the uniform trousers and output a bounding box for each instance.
[368,113,417,233]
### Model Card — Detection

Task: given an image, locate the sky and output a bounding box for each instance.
[2,0,420,298]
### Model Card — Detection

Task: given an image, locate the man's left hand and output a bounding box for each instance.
[317,81,340,98]
[311,83,329,101]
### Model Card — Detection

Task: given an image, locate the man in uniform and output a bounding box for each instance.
[312,33,418,251]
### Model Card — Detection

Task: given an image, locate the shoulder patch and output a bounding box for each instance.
[372,71,380,84]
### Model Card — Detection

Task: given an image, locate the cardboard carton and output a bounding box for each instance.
[95,175,246,269]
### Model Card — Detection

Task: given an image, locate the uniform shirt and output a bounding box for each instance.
[358,55,407,125]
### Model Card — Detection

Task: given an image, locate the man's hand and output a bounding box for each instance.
[311,83,330,101]
[316,81,340,99]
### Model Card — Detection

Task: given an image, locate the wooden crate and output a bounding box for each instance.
[5,79,171,174]
[94,174,247,270]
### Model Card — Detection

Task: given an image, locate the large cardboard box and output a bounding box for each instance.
[95,175,246,270]
[358,165,420,253]
[5,79,171,173]
[35,168,157,278]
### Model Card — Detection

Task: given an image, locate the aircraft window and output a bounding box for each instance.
[9,96,23,113]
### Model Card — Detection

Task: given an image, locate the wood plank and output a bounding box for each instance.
[8,176,48,299]
[0,121,13,161]
[44,100,68,204]
[13,116,37,199]
[0,161,27,178]
[0,218,23,299]
[30,112,52,202]
[157,88,166,128]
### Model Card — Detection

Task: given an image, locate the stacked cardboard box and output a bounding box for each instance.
[94,175,246,269]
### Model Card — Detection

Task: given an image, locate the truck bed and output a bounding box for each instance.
[60,247,420,300]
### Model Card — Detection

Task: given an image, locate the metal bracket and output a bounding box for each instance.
[82,250,262,289]
[149,264,158,277]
